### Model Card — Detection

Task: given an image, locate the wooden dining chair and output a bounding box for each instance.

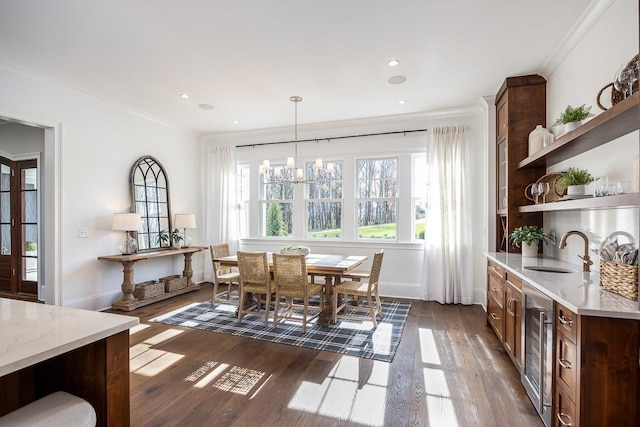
[272,253,324,333]
[209,243,240,306]
[237,251,274,327]
[333,250,384,327]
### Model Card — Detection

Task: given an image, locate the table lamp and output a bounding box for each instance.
[174,213,196,248]
[112,213,142,255]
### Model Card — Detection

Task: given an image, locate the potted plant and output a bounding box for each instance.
[558,167,595,196]
[552,104,595,137]
[157,229,183,249]
[509,225,554,257]
[280,245,311,255]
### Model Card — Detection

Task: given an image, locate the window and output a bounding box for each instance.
[413,154,427,240]
[356,158,398,239]
[306,161,343,238]
[262,165,294,236]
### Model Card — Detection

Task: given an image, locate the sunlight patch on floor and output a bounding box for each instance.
[288,355,388,426]
[183,361,269,396]
[424,367,459,427]
[129,328,185,376]
[419,328,442,365]
[129,323,150,335]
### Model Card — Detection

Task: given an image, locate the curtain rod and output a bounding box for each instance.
[236,128,429,148]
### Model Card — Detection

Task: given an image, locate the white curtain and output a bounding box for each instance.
[422,125,473,304]
[202,144,238,282]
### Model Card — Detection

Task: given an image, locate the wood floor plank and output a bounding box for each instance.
[108,285,543,426]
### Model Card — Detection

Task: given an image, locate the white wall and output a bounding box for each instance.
[0,63,202,310]
[202,105,490,304]
[543,0,639,265]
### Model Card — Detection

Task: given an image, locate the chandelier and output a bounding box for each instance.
[259,96,334,184]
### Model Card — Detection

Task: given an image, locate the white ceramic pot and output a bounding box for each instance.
[521,241,539,257]
[566,185,586,196]
[563,121,582,134]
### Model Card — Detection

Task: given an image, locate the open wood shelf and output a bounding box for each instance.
[517,193,639,213]
[517,92,639,169]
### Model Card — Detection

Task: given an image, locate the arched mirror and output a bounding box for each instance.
[130,156,172,251]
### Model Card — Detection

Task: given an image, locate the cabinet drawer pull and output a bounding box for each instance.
[557,412,572,426]
[558,359,572,370]
[490,313,500,321]
[558,315,573,327]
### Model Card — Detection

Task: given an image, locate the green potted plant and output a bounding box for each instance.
[280,245,311,255]
[509,225,554,257]
[552,104,595,137]
[157,229,183,249]
[558,167,595,196]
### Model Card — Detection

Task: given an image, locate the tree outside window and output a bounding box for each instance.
[262,165,293,236]
[306,161,343,238]
[357,158,398,239]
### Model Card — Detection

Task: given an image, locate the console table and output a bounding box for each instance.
[99,246,205,311]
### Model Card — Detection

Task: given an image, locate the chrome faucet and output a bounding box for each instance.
[559,230,593,272]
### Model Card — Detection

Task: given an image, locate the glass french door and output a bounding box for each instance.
[0,157,39,298]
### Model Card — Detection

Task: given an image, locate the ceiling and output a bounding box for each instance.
[0,0,595,134]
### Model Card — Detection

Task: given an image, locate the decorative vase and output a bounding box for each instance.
[528,125,554,155]
[566,185,586,196]
[563,121,582,134]
[521,241,539,257]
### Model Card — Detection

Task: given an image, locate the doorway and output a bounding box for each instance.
[0,156,39,300]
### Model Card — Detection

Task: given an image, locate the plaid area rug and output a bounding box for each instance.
[151,297,410,362]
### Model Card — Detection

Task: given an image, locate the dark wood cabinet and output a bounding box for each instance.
[494,75,547,252]
[503,272,522,370]
[486,259,522,372]
[554,303,640,427]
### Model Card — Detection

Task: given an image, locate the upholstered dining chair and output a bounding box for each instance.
[272,253,324,333]
[333,250,384,327]
[237,251,274,327]
[209,243,240,307]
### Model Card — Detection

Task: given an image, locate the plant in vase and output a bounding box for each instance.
[280,245,311,255]
[157,229,184,249]
[509,225,554,257]
[558,167,595,196]
[552,104,595,137]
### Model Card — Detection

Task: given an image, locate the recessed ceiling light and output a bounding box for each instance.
[198,104,214,110]
[388,75,407,84]
[387,59,400,67]
[398,100,407,104]
[232,120,239,124]
[179,93,190,99]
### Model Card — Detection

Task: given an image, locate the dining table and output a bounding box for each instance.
[213,252,367,326]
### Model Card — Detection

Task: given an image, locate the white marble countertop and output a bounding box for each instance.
[0,299,139,376]
[487,253,640,320]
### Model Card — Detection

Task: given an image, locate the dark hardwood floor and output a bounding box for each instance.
[112,284,543,427]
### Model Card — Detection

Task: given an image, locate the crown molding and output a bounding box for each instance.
[538,0,615,78]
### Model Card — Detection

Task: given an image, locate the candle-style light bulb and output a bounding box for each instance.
[327,163,334,174]
[287,157,295,169]
[262,159,270,169]
[315,158,323,169]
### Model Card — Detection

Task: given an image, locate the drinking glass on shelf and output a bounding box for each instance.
[538,182,550,203]
[530,184,540,204]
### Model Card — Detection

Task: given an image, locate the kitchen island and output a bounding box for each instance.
[0,298,138,426]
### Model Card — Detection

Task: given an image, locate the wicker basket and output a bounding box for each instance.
[597,53,639,111]
[599,259,638,301]
[133,280,164,300]
[160,274,188,293]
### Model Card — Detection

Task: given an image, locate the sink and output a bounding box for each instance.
[524,266,577,274]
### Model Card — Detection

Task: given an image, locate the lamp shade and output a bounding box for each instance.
[174,213,196,229]
[112,213,142,232]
